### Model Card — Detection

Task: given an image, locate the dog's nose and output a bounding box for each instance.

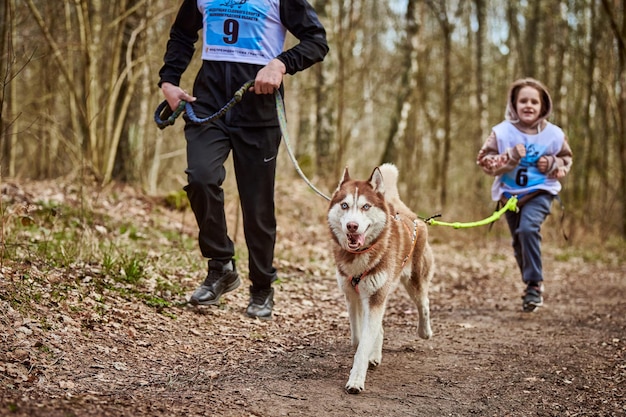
[346,222,359,232]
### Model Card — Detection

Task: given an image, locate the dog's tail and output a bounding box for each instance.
[378,163,400,201]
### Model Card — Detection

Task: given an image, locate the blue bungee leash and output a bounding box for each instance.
[154,80,254,130]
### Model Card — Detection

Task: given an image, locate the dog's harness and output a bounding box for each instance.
[349,214,419,294]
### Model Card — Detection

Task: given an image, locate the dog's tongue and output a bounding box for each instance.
[348,233,365,249]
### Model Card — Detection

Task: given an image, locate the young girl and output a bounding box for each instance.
[476,78,573,312]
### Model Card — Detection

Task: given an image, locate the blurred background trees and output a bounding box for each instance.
[1,0,625,240]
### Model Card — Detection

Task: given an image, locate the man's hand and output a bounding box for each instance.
[253,59,286,95]
[161,82,196,111]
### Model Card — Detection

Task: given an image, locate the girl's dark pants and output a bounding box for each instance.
[504,193,554,285]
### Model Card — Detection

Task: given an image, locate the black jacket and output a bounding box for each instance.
[158,0,329,127]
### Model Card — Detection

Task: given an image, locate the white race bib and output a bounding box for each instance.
[198,0,286,65]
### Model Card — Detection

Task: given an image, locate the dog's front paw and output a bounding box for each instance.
[418,325,432,340]
[345,382,364,394]
[418,319,432,340]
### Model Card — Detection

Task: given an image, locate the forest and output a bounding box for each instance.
[1,2,625,416]
[1,0,626,240]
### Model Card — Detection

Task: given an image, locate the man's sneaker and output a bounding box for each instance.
[522,283,544,312]
[189,261,240,306]
[246,286,274,320]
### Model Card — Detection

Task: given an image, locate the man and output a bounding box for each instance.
[158,0,328,319]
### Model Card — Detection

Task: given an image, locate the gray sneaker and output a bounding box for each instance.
[246,286,274,320]
[522,283,544,312]
[190,261,240,306]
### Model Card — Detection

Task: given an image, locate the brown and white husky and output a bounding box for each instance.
[327,163,434,394]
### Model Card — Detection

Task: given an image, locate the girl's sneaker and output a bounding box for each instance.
[522,283,544,312]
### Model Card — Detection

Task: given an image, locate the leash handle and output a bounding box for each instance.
[154,80,255,129]
[154,100,187,130]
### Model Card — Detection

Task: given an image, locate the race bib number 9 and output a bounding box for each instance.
[200,0,285,64]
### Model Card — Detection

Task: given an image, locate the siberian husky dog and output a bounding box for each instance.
[327,163,434,394]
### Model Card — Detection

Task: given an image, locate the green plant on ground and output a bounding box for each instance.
[118,255,145,285]
[0,195,196,318]
[164,190,189,211]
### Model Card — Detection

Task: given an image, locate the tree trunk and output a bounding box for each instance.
[474,0,487,140]
[523,0,541,77]
[310,0,332,180]
[578,2,598,208]
[0,0,18,177]
[380,0,420,166]
[507,2,522,77]
[601,0,626,236]
[427,0,454,207]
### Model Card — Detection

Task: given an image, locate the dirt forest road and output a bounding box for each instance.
[0,179,625,416]
[2,240,624,417]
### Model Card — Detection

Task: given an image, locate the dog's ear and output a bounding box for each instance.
[332,167,351,195]
[369,167,385,194]
[338,166,350,188]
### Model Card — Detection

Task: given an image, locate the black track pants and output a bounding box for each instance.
[183,118,281,290]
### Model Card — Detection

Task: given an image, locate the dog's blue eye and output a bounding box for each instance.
[362,204,371,211]
[341,202,349,209]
